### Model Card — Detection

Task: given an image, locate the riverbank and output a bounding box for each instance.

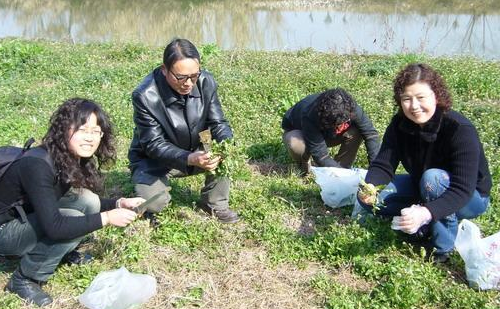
[1,39,499,308]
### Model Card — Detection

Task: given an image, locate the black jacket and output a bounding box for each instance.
[282,93,380,167]
[366,109,492,220]
[128,67,233,184]
[0,151,115,241]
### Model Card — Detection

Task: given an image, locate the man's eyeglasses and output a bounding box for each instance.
[170,70,201,83]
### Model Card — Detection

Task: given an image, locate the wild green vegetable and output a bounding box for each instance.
[358,179,387,214]
[209,138,246,179]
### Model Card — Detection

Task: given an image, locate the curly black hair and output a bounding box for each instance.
[393,63,452,111]
[42,98,116,191]
[315,88,356,130]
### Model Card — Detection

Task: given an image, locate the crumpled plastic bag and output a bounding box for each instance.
[78,267,157,309]
[455,219,500,290]
[311,167,367,209]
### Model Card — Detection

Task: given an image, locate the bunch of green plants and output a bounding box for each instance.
[209,138,247,180]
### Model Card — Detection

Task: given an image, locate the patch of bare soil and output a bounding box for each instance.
[281,213,316,237]
[248,161,289,176]
[142,246,324,309]
[331,264,374,292]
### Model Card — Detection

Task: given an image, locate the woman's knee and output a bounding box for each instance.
[73,188,101,214]
[419,169,450,202]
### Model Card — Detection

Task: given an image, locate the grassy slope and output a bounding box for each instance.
[0,39,499,308]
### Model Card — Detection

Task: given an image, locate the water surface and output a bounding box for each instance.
[1,0,499,59]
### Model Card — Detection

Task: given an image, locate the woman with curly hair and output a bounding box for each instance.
[357,63,492,263]
[0,98,144,306]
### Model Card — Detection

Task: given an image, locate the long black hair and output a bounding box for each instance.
[42,98,116,191]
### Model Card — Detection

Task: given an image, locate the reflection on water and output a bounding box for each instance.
[0,0,499,59]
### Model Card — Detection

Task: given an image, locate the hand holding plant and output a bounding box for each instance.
[358,179,386,214]
[198,130,246,179]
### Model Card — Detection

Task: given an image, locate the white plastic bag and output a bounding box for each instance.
[311,167,367,209]
[455,219,500,290]
[78,267,157,309]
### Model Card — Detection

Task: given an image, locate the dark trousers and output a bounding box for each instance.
[0,188,100,281]
[282,126,363,168]
[133,168,231,214]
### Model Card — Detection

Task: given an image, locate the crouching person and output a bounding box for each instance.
[128,38,239,223]
[0,98,144,306]
[281,88,380,176]
[357,64,491,263]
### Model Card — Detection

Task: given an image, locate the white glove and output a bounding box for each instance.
[391,204,432,234]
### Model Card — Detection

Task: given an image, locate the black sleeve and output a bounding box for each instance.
[425,124,481,220]
[365,117,400,186]
[352,105,380,163]
[203,76,233,142]
[132,91,192,173]
[99,198,117,211]
[19,157,103,241]
[302,115,340,167]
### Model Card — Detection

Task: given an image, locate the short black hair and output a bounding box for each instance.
[315,88,356,130]
[163,38,200,70]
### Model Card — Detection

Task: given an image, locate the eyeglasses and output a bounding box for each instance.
[169,70,201,83]
[75,127,104,138]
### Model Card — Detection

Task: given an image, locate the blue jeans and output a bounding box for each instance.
[0,189,100,281]
[360,169,489,254]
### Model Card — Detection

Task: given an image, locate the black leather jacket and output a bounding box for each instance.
[128,67,233,184]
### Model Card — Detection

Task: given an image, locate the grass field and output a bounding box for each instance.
[0,38,499,308]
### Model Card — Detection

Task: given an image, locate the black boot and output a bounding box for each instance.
[61,250,93,265]
[143,211,160,228]
[5,269,53,307]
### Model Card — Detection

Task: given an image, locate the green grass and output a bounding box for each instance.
[0,38,499,308]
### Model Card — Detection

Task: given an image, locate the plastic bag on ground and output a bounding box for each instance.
[455,219,500,290]
[78,266,157,309]
[311,166,367,209]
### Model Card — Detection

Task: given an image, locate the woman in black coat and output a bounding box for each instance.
[357,63,491,263]
[0,98,144,306]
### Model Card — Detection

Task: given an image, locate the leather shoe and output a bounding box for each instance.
[197,204,240,223]
[61,250,93,265]
[5,269,52,307]
[213,209,240,224]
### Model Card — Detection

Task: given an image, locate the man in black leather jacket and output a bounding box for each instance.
[128,38,239,223]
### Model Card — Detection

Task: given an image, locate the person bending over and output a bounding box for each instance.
[282,88,380,175]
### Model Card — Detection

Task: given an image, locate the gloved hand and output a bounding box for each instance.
[391,204,432,234]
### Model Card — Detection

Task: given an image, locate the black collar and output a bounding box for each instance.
[398,108,444,142]
[153,67,201,106]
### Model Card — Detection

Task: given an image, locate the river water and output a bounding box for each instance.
[1,0,499,59]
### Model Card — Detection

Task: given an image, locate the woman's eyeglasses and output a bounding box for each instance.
[76,127,104,138]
